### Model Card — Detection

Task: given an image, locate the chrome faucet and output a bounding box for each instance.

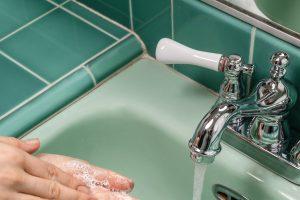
[189,52,297,163]
[156,38,300,184]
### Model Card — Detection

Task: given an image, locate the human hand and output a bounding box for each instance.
[37,154,137,200]
[0,137,96,200]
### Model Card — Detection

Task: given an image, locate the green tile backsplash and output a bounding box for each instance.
[77,0,172,55]
[77,0,131,28]
[1,9,115,82]
[0,0,143,136]
[0,0,54,38]
[0,55,46,115]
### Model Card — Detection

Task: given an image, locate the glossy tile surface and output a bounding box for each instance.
[52,0,68,4]
[0,0,54,38]
[77,0,130,28]
[0,55,46,116]
[87,35,143,83]
[0,9,115,82]
[64,1,128,38]
[0,68,94,137]
[173,0,251,91]
[253,29,300,131]
[133,0,171,55]
[0,0,142,136]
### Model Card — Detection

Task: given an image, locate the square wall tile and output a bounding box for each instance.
[64,1,129,39]
[0,55,46,116]
[0,0,54,38]
[174,0,252,91]
[0,9,115,82]
[77,0,130,28]
[253,29,300,131]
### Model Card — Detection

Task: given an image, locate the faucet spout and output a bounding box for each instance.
[189,103,239,164]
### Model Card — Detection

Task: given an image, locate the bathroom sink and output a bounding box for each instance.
[23,59,300,200]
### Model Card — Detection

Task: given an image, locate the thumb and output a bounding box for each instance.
[0,136,40,154]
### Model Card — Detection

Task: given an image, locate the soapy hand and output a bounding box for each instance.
[37,154,137,200]
[0,136,137,200]
[0,136,96,200]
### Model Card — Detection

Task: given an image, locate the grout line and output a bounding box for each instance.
[84,33,131,64]
[0,51,50,85]
[135,7,170,32]
[0,67,82,121]
[72,0,147,52]
[0,6,57,42]
[47,0,119,40]
[248,27,256,64]
[72,0,132,33]
[171,0,174,40]
[0,0,72,42]
[129,0,134,30]
[0,33,132,121]
[82,65,97,86]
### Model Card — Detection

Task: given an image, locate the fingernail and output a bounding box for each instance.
[24,138,39,145]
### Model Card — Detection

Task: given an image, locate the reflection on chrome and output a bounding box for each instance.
[189,52,298,165]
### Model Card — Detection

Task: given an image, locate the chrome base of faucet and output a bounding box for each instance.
[223,126,300,185]
[248,116,288,154]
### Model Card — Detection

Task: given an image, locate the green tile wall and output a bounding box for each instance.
[0,55,46,115]
[132,0,172,55]
[0,0,143,136]
[1,9,115,82]
[77,0,131,28]
[0,0,54,38]
[80,0,300,132]
[78,0,172,55]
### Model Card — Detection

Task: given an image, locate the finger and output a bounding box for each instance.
[92,166,134,192]
[18,174,96,200]
[93,189,138,200]
[37,154,134,192]
[23,153,89,193]
[13,193,47,200]
[0,137,40,154]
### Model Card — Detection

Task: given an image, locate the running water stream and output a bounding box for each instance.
[192,163,207,200]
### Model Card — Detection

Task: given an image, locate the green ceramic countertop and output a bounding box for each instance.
[0,0,143,137]
[23,58,300,199]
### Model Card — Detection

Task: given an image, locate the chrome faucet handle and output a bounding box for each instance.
[248,52,296,153]
[156,38,254,101]
[220,55,254,100]
[270,51,289,80]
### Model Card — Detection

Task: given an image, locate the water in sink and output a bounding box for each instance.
[193,163,207,200]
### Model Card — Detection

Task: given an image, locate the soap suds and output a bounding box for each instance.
[64,160,110,190]
[63,160,136,200]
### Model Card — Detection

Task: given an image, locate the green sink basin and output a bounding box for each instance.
[23,59,300,200]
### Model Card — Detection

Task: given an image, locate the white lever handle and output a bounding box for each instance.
[155,38,223,71]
